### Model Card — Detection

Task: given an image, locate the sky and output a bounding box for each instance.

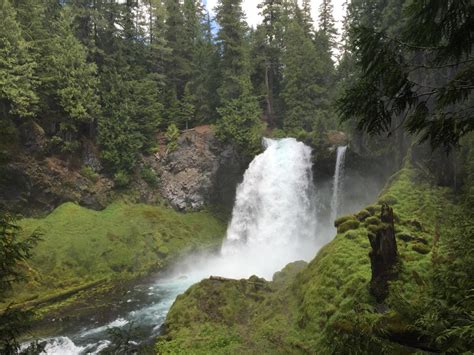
[204,0,346,35]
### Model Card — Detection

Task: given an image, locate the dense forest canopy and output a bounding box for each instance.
[1,0,340,177]
[2,0,471,174]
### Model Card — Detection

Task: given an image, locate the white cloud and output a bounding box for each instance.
[206,0,346,35]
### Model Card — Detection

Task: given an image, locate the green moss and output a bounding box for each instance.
[337,219,360,234]
[344,231,358,240]
[7,202,225,308]
[355,209,371,222]
[272,261,307,286]
[334,215,355,228]
[365,205,380,215]
[378,194,398,205]
[364,216,381,226]
[412,243,430,255]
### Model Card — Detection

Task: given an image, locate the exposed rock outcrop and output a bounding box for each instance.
[0,125,244,215]
[0,155,113,216]
[153,126,244,211]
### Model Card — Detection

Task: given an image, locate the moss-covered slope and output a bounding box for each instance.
[5,202,226,309]
[156,166,472,354]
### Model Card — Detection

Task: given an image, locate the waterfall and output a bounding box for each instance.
[330,146,348,223]
[216,138,319,279]
[22,138,323,354]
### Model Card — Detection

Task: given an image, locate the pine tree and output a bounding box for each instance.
[215,0,251,100]
[188,11,219,123]
[338,0,474,149]
[0,0,38,119]
[37,9,100,152]
[318,0,338,52]
[280,3,329,133]
[215,0,263,156]
[255,0,285,126]
[0,212,40,353]
[164,0,190,99]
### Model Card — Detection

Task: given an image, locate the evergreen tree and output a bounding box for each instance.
[0,212,40,353]
[255,0,285,126]
[338,0,474,149]
[181,2,216,125]
[318,0,338,54]
[0,0,37,119]
[281,4,327,133]
[37,9,100,152]
[164,0,190,100]
[215,0,251,100]
[215,0,263,156]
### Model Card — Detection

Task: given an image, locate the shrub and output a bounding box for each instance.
[165,124,180,153]
[114,171,130,188]
[141,166,159,187]
[80,165,99,182]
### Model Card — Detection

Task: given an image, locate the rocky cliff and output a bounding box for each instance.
[147,125,244,212]
[0,125,244,216]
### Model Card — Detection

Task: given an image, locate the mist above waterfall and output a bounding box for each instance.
[175,138,323,281]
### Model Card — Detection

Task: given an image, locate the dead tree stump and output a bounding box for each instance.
[368,203,398,302]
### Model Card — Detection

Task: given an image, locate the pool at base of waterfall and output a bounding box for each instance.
[21,276,196,354]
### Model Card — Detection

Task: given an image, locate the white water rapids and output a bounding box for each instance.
[22,138,325,354]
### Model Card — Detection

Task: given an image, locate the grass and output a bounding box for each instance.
[4,202,226,309]
[156,165,464,354]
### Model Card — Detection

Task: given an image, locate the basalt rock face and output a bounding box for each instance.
[0,125,244,216]
[0,155,113,216]
[156,126,244,212]
[368,203,398,302]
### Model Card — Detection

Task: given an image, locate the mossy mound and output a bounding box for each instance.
[6,202,225,309]
[364,215,381,226]
[355,209,371,221]
[334,215,354,228]
[157,166,468,353]
[336,219,360,233]
[412,243,430,255]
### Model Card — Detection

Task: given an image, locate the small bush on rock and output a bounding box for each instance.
[114,171,130,188]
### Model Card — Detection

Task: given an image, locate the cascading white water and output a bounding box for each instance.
[223,138,316,251]
[330,146,348,223]
[206,137,319,279]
